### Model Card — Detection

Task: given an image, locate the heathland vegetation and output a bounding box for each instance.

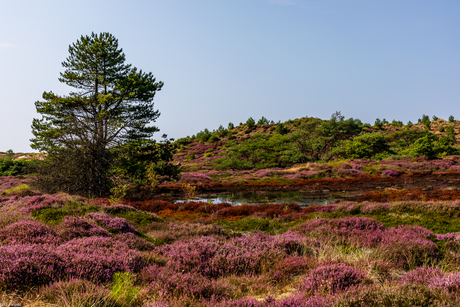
[3,113,460,306]
[4,32,460,306]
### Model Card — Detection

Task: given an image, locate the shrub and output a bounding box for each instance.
[401,267,443,285]
[391,120,403,127]
[85,213,136,234]
[208,134,220,143]
[296,217,385,248]
[156,235,284,278]
[58,216,110,240]
[276,122,289,135]
[361,203,390,215]
[257,116,270,125]
[0,244,63,290]
[298,264,365,294]
[0,220,63,245]
[271,256,315,283]
[115,232,155,251]
[56,237,146,283]
[411,135,436,159]
[376,226,440,270]
[246,117,256,129]
[336,133,390,159]
[374,118,383,129]
[149,267,236,300]
[335,284,451,307]
[197,128,212,142]
[228,122,234,130]
[429,272,460,295]
[449,115,455,123]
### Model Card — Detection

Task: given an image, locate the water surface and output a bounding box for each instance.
[176,191,338,206]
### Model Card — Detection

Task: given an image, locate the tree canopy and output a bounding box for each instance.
[31,32,178,196]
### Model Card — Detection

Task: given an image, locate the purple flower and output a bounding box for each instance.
[85,212,135,234]
[56,236,146,282]
[0,244,63,290]
[298,264,365,294]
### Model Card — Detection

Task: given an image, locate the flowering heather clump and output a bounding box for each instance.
[57,216,110,240]
[115,232,155,251]
[146,222,227,245]
[254,169,273,178]
[0,220,63,245]
[156,235,284,278]
[271,256,316,282]
[377,226,440,270]
[0,244,63,290]
[429,272,460,295]
[437,233,460,241]
[296,217,385,248]
[298,264,365,294]
[274,231,321,256]
[56,236,146,283]
[149,268,236,300]
[0,176,31,190]
[85,212,136,234]
[312,204,337,213]
[298,170,321,179]
[383,170,400,176]
[335,284,450,306]
[401,267,443,285]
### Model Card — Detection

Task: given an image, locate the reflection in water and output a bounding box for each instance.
[175,191,338,206]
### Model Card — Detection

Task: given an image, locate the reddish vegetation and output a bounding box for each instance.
[126,199,318,221]
[350,189,460,202]
[170,172,459,193]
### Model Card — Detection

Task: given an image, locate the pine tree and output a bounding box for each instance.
[31,32,175,196]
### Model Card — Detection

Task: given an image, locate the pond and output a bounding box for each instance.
[175,191,339,206]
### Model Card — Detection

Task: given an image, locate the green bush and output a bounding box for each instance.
[186,153,196,160]
[374,118,383,130]
[276,123,289,135]
[390,120,403,127]
[196,128,211,142]
[246,117,256,129]
[439,126,445,132]
[411,135,436,159]
[257,116,270,125]
[449,115,455,123]
[334,133,390,159]
[216,125,227,137]
[208,134,220,143]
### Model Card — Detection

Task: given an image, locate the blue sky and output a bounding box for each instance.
[1,0,459,152]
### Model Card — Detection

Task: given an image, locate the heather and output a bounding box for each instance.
[2,175,460,305]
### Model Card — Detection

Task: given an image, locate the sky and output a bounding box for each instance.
[1,0,460,152]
